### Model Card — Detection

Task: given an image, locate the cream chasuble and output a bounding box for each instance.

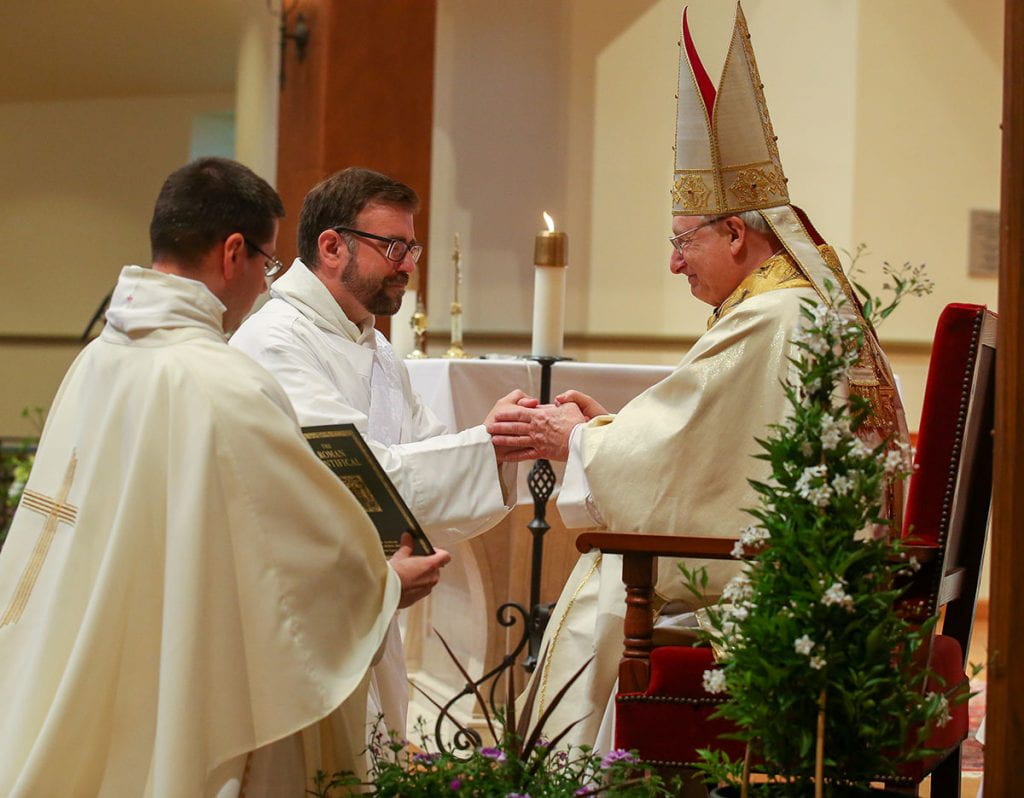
[0,267,399,797]
[231,259,514,737]
[530,253,907,750]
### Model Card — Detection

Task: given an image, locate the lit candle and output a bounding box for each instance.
[531,212,568,357]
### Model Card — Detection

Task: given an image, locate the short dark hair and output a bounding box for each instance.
[149,157,284,267]
[297,167,419,268]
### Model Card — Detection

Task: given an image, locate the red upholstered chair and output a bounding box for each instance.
[577,303,996,797]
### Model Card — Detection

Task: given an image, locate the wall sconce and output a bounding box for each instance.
[280,6,310,88]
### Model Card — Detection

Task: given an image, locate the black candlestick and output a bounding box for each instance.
[523,354,571,671]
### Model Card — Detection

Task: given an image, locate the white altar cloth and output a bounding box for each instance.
[406,358,673,501]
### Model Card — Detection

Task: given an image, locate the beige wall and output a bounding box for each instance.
[0,92,233,436]
[851,0,1002,339]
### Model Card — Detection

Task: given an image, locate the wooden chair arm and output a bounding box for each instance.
[575,532,737,693]
[578,534,938,563]
[896,544,939,564]
[575,531,739,560]
[576,534,940,694]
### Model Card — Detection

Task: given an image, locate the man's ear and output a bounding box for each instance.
[222,232,248,280]
[723,215,746,255]
[317,229,350,274]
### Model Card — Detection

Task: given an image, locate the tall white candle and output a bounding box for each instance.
[390,286,417,359]
[531,212,568,357]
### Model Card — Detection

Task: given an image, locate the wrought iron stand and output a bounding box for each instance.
[524,355,569,671]
[431,602,530,751]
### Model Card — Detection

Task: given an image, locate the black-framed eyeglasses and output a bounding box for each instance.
[333,226,423,264]
[668,216,726,255]
[244,238,285,277]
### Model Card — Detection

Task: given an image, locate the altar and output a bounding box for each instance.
[401,357,672,737]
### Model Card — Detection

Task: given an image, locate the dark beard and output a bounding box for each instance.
[341,257,408,316]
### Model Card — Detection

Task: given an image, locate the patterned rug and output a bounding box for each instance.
[961,680,985,773]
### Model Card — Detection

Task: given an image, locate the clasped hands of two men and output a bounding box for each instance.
[390,388,608,608]
[484,388,609,463]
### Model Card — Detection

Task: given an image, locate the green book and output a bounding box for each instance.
[302,423,434,557]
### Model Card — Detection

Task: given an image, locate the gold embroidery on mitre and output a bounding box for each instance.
[672,173,712,212]
[728,166,787,207]
[1,451,79,628]
[735,7,783,169]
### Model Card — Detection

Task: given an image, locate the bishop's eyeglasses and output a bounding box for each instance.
[333,226,424,264]
[668,216,725,255]
[244,238,285,277]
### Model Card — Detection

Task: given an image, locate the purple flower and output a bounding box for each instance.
[481,746,507,763]
[600,749,637,769]
[412,752,439,765]
[449,778,462,791]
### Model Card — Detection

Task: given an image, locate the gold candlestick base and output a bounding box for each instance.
[407,301,429,359]
[443,344,470,359]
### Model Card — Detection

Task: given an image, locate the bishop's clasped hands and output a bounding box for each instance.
[486,389,609,463]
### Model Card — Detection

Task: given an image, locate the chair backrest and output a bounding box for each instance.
[901,303,997,663]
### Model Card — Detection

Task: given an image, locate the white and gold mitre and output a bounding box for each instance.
[672,2,845,307]
[672,2,788,217]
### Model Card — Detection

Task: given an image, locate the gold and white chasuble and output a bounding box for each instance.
[0,267,399,797]
[529,252,907,750]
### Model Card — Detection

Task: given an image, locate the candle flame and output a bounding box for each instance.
[543,211,555,232]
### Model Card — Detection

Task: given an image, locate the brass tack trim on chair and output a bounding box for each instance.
[925,308,984,616]
[616,694,726,706]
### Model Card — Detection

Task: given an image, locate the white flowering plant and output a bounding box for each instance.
[682,292,960,794]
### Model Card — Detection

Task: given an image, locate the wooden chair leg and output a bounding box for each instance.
[928,744,963,798]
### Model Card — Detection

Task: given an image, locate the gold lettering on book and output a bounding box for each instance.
[1,451,79,627]
[341,475,383,513]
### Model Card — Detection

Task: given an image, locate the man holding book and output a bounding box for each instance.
[231,166,526,737]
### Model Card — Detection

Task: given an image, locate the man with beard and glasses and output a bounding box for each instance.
[231,166,528,739]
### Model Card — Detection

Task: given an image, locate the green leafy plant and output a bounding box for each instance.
[0,406,45,550]
[309,636,673,798]
[682,292,962,796]
[844,244,934,329]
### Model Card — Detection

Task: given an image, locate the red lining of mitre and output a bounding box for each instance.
[791,205,825,246]
[682,8,716,123]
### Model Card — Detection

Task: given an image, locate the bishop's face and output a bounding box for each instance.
[339,203,416,318]
[669,215,745,307]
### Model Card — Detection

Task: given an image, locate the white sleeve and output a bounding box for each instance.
[556,423,604,528]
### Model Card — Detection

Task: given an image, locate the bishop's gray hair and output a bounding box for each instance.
[732,210,772,234]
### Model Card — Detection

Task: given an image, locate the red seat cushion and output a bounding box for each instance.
[615,646,744,765]
[897,634,970,781]
[615,636,967,774]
